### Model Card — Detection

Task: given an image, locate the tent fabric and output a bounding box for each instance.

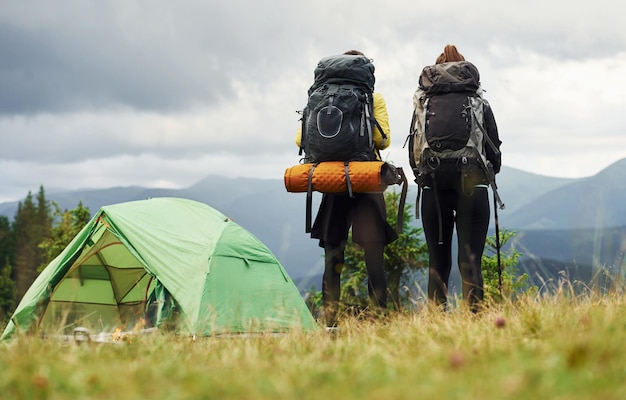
[2,197,317,339]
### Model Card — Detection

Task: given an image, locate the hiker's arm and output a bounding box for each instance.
[372,92,390,150]
[295,126,302,148]
[484,102,502,174]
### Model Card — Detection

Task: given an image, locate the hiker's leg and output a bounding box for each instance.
[323,241,346,327]
[362,241,387,309]
[311,194,351,326]
[421,188,455,308]
[351,193,397,245]
[351,193,395,311]
[457,187,490,312]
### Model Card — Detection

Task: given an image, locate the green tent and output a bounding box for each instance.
[2,197,317,340]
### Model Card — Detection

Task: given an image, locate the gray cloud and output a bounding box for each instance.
[0,0,625,202]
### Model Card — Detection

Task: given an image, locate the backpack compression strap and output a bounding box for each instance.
[305,163,318,233]
[365,94,388,151]
[298,110,306,157]
[344,161,354,198]
[471,103,505,210]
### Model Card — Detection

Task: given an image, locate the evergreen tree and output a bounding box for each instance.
[482,229,532,301]
[38,201,91,271]
[0,260,16,322]
[0,216,16,321]
[0,216,13,272]
[12,187,51,301]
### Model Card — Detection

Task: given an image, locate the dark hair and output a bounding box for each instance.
[343,50,365,56]
[435,44,465,64]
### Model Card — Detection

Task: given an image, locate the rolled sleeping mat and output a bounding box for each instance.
[284,161,400,193]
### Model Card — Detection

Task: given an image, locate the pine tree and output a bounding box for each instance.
[0,216,16,321]
[12,187,51,301]
[38,201,91,271]
[0,260,16,322]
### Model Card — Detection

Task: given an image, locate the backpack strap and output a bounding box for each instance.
[405,109,417,170]
[366,94,388,157]
[470,101,505,210]
[395,167,408,234]
[344,161,354,198]
[305,163,319,233]
[471,104,500,156]
[374,118,388,144]
[298,109,306,157]
[363,97,374,150]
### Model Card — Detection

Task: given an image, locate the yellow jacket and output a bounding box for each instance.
[295,92,391,159]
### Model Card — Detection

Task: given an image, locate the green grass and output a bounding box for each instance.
[2,290,626,399]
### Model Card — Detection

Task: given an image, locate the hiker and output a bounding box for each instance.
[409,44,502,312]
[296,50,398,328]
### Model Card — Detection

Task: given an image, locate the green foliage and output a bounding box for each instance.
[0,216,13,268]
[482,229,535,301]
[0,216,15,323]
[0,260,16,323]
[38,201,91,272]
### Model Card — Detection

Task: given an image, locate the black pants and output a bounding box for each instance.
[311,193,397,326]
[421,186,490,311]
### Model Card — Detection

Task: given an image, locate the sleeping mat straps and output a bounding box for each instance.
[344,161,354,198]
[305,163,319,233]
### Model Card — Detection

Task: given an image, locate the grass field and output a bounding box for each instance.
[2,288,625,399]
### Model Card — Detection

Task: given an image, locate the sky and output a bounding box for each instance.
[1,0,625,203]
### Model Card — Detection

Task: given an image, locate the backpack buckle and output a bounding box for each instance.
[426,155,440,170]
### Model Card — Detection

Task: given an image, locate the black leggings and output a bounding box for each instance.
[312,192,396,326]
[421,186,490,311]
[322,241,387,326]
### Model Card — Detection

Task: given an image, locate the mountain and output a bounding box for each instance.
[502,158,626,230]
[494,166,576,214]
[1,160,625,291]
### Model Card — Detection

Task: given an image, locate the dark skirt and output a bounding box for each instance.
[311,192,398,247]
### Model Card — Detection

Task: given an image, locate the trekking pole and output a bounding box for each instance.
[493,185,503,299]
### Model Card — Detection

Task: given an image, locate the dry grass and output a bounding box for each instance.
[2,289,626,399]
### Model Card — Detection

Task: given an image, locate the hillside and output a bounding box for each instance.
[502,158,626,230]
[495,166,576,214]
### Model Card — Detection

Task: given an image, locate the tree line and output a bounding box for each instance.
[0,186,90,323]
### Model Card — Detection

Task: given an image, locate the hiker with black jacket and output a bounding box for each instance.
[410,45,502,312]
[296,50,398,329]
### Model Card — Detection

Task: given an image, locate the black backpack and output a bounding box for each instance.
[299,54,386,163]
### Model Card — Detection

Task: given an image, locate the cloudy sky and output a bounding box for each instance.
[1,0,625,203]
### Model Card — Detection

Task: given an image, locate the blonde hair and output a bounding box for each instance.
[435,44,465,64]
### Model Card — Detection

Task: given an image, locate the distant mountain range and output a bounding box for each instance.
[2,158,625,293]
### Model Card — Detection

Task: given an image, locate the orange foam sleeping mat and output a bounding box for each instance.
[284,161,390,193]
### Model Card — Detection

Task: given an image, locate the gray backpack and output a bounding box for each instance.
[407,61,504,211]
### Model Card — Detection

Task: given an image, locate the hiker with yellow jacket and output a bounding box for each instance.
[296,50,397,329]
